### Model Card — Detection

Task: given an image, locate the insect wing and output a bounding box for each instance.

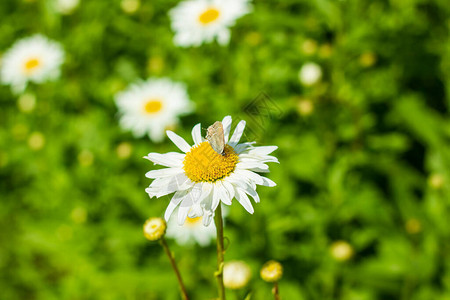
[206,121,225,154]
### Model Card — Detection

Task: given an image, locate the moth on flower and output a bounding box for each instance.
[144,116,278,226]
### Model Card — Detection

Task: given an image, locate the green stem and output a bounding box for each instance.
[273,282,280,300]
[159,237,189,300]
[214,205,226,300]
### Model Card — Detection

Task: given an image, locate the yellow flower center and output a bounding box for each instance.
[198,8,220,25]
[143,217,166,241]
[24,58,41,73]
[144,99,163,114]
[260,260,283,283]
[185,216,202,226]
[183,141,238,182]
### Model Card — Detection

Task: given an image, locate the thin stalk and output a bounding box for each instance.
[214,205,226,300]
[273,282,280,300]
[159,237,189,300]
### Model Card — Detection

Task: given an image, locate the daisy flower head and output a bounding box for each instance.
[143,217,166,241]
[298,62,322,86]
[1,35,64,94]
[166,213,216,246]
[144,116,278,226]
[223,260,252,289]
[115,78,194,142]
[169,0,252,47]
[56,0,80,15]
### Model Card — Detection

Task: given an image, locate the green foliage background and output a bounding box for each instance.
[1,0,450,299]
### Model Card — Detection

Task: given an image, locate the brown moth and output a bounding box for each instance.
[206,121,225,155]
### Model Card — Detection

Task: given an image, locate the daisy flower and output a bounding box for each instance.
[144,116,278,226]
[166,214,216,246]
[223,260,252,289]
[56,0,80,14]
[298,62,322,86]
[169,0,252,47]
[1,35,64,94]
[115,78,194,142]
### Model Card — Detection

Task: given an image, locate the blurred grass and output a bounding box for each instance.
[1,0,450,299]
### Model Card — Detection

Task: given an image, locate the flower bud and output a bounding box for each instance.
[405,218,421,234]
[223,261,252,290]
[428,173,444,189]
[260,260,283,283]
[330,240,354,261]
[143,217,166,241]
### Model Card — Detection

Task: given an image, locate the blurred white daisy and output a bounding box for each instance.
[223,260,252,289]
[298,62,322,86]
[144,115,278,226]
[169,0,252,47]
[166,214,216,246]
[0,35,64,94]
[115,78,194,142]
[56,0,80,14]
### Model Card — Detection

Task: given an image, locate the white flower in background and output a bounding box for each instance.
[169,0,252,47]
[0,35,64,94]
[166,214,216,246]
[330,240,354,261]
[298,62,322,86]
[115,78,193,142]
[121,0,140,14]
[223,260,252,289]
[56,0,80,14]
[144,115,278,226]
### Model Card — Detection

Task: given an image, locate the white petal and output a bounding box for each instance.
[215,181,231,205]
[188,202,203,218]
[145,168,183,179]
[234,169,264,185]
[202,210,214,226]
[199,182,213,203]
[235,169,276,187]
[248,146,278,155]
[154,174,193,197]
[248,167,270,173]
[222,180,235,202]
[191,123,202,145]
[145,188,158,198]
[236,161,269,171]
[228,172,256,192]
[241,184,260,203]
[261,176,276,187]
[184,183,202,205]
[222,116,232,143]
[201,191,213,213]
[239,155,279,164]
[164,190,189,221]
[145,152,184,167]
[228,120,246,147]
[234,142,256,154]
[178,198,193,225]
[166,130,191,153]
[235,188,254,214]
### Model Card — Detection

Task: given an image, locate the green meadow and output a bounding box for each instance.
[0,0,449,299]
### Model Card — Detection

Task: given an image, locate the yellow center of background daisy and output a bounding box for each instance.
[144,99,163,114]
[198,8,220,25]
[183,142,238,182]
[24,58,40,73]
[185,216,202,226]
